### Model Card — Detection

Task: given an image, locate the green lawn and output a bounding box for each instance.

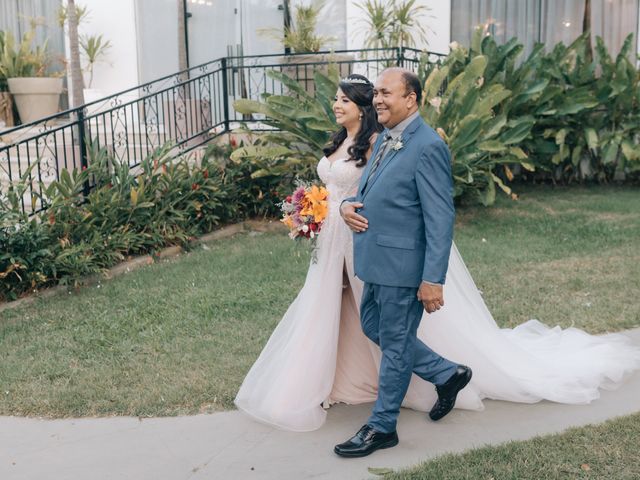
[388,412,640,480]
[0,186,639,418]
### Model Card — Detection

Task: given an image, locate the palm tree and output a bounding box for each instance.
[66,0,85,108]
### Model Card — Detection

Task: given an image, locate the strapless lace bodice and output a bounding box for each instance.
[317,156,363,203]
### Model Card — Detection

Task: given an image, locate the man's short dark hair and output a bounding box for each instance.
[402,71,422,105]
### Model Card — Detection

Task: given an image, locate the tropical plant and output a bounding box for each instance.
[79,34,111,88]
[231,69,339,182]
[0,29,49,78]
[0,136,293,301]
[420,32,536,204]
[524,33,640,182]
[419,28,640,199]
[1,143,209,299]
[56,3,90,27]
[0,31,7,91]
[282,1,331,53]
[355,0,430,51]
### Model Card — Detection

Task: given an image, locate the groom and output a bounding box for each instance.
[337,68,472,457]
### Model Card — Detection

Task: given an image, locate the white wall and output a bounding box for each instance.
[345,0,451,54]
[73,0,140,96]
[65,0,456,100]
[134,0,179,83]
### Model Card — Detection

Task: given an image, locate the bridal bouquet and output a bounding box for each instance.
[280,182,329,240]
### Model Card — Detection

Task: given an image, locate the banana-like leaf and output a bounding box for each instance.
[266,70,314,102]
[478,140,506,152]
[423,66,449,101]
[491,173,512,194]
[233,98,267,115]
[584,128,598,151]
[500,119,533,145]
[450,116,483,152]
[230,145,294,161]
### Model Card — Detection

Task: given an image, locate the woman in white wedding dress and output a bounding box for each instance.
[234,75,640,432]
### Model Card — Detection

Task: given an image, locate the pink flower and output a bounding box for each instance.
[292,186,306,204]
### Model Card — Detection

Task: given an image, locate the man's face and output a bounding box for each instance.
[373,71,415,129]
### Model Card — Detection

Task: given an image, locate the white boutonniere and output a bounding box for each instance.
[392,137,404,151]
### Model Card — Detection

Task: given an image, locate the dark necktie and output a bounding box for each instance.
[363,133,392,190]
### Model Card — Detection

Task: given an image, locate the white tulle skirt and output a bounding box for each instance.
[234,205,640,432]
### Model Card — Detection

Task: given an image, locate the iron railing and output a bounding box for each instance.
[0,47,446,214]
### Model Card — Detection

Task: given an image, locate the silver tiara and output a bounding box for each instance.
[341,77,370,85]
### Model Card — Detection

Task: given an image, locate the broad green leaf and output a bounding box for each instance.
[584,128,598,151]
[491,172,512,194]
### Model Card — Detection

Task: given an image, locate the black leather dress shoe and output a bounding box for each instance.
[429,365,472,421]
[334,424,399,458]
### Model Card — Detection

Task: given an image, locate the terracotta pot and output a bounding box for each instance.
[7,77,63,124]
[280,53,354,96]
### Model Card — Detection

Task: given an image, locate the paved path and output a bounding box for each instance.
[3,329,640,480]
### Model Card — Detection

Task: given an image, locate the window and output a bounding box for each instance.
[0,0,65,73]
[451,0,639,59]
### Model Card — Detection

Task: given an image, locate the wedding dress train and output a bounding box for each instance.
[234,155,640,432]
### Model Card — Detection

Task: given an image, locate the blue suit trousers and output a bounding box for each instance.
[360,282,458,433]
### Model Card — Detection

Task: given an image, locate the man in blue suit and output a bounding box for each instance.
[335,68,472,458]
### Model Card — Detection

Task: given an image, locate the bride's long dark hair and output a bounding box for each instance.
[323,74,382,167]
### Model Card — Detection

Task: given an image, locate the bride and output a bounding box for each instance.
[234,74,640,432]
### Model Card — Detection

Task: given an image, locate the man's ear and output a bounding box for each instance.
[406,91,417,109]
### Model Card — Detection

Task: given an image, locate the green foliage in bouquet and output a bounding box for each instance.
[231,69,338,184]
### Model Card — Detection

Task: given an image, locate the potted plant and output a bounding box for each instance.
[354,0,432,67]
[0,29,63,124]
[0,31,15,129]
[278,1,352,95]
[58,4,111,109]
[80,33,111,107]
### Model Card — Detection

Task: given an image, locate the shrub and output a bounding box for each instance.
[0,141,262,301]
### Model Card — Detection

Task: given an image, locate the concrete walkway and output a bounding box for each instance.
[3,328,640,480]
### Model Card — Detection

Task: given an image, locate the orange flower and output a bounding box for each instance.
[300,186,328,221]
[281,215,295,229]
[312,202,328,222]
[307,185,328,203]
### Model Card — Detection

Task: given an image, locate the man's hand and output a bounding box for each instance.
[417,282,444,314]
[340,201,368,232]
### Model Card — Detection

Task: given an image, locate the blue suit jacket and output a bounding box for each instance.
[345,115,455,288]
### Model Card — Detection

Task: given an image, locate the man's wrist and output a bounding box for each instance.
[422,280,442,286]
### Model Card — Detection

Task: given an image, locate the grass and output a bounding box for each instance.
[387,412,640,479]
[0,185,639,418]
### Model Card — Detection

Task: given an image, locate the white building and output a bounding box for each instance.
[1,0,639,98]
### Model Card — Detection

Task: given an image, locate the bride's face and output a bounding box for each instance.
[333,88,361,130]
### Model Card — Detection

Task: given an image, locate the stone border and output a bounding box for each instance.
[0,220,286,314]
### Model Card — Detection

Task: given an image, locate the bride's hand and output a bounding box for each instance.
[340,201,368,232]
[417,282,444,313]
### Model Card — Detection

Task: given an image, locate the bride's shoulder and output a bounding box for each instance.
[366,133,379,159]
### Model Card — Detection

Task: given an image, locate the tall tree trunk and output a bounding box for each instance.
[178,0,188,73]
[583,0,593,61]
[176,0,189,142]
[67,0,85,108]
